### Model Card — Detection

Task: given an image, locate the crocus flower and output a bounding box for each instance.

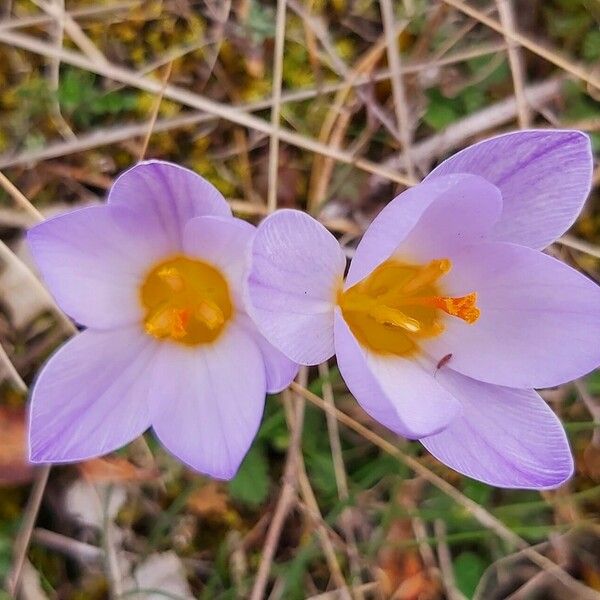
[27,161,297,479]
[247,130,600,488]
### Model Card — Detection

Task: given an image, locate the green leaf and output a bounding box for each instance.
[462,480,492,506]
[583,30,600,61]
[454,551,488,598]
[229,443,270,507]
[424,90,459,130]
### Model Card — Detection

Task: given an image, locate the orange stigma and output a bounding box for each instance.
[338,258,480,356]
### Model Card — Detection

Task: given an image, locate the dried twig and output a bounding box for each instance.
[495,0,531,127]
[434,519,468,600]
[139,61,174,160]
[0,0,140,32]
[6,467,52,596]
[249,374,307,600]
[266,0,287,213]
[380,0,414,178]
[318,362,364,596]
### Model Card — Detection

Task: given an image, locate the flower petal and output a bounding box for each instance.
[150,323,266,479]
[247,209,346,365]
[236,313,299,393]
[398,176,502,262]
[183,215,255,305]
[28,204,168,328]
[426,130,593,249]
[334,313,461,438]
[347,174,502,287]
[421,370,573,489]
[253,333,300,394]
[29,327,156,463]
[423,242,600,388]
[108,160,231,250]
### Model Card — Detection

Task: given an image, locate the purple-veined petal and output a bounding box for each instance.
[334,313,461,439]
[236,313,299,393]
[398,176,502,262]
[29,327,157,463]
[423,242,600,388]
[425,130,593,249]
[150,322,266,479]
[247,209,346,365]
[347,174,502,287]
[27,204,169,329]
[108,160,231,250]
[183,215,255,306]
[421,370,573,489]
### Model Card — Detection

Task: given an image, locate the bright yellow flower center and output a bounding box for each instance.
[140,255,232,346]
[338,258,480,356]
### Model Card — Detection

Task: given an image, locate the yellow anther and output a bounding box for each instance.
[338,257,480,357]
[195,300,225,330]
[158,266,185,292]
[401,259,451,294]
[140,255,232,346]
[369,305,421,332]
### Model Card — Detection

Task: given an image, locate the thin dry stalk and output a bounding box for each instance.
[289,382,600,600]
[442,0,600,90]
[434,519,468,600]
[6,466,52,596]
[0,171,44,221]
[431,5,498,60]
[318,362,364,596]
[380,0,415,179]
[574,380,600,446]
[0,1,140,31]
[556,235,600,260]
[267,0,287,213]
[495,0,531,128]
[249,376,307,600]
[281,396,351,598]
[46,0,76,140]
[139,61,174,160]
[301,0,322,87]
[31,0,109,65]
[101,486,123,599]
[32,528,103,563]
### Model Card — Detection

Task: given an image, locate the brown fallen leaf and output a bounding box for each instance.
[78,456,159,483]
[186,481,229,518]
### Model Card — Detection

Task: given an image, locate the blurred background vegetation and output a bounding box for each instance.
[0,0,599,598]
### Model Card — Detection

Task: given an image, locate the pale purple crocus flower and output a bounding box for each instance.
[247,130,600,489]
[27,161,298,479]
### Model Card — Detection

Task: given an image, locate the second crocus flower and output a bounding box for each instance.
[246,130,600,489]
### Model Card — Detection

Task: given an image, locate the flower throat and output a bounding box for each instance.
[338,258,479,356]
[140,255,232,346]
